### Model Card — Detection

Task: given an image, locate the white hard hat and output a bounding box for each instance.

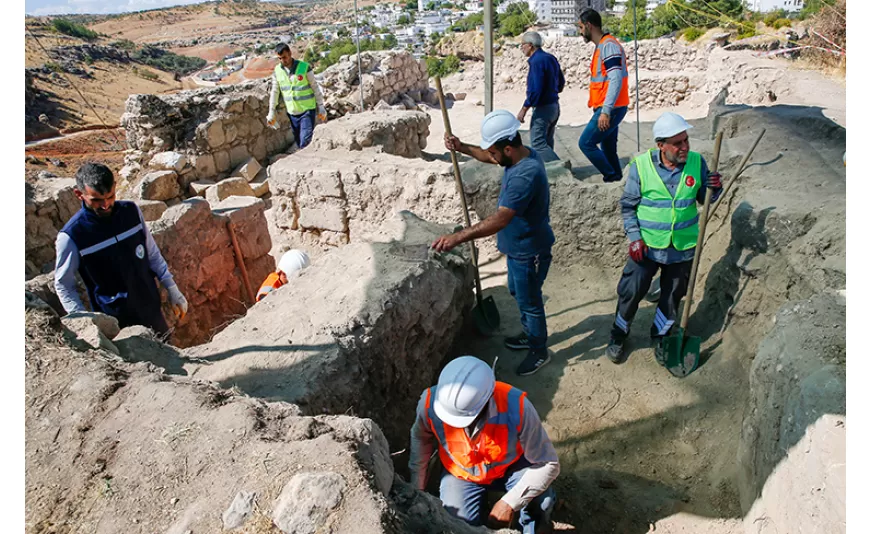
[277,249,310,275]
[653,112,693,140]
[434,356,496,428]
[480,109,522,150]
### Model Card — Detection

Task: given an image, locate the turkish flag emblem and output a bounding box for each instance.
[297,75,304,81]
[686,175,696,187]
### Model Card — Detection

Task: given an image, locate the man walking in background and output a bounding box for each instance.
[267,42,328,150]
[517,31,566,163]
[577,8,630,182]
[54,163,188,337]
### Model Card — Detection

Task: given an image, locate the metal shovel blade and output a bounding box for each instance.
[472,295,501,336]
[645,277,662,303]
[662,327,701,378]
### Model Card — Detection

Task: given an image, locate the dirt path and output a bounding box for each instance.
[460,258,745,534]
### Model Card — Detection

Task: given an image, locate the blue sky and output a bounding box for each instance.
[26,0,218,16]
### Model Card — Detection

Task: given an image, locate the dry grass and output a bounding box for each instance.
[801,0,846,73]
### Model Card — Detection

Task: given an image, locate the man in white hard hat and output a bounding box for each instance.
[256,249,311,302]
[605,112,722,365]
[409,356,560,532]
[433,110,556,376]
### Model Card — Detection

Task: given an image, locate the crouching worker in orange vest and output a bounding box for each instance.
[409,356,560,532]
[256,249,310,302]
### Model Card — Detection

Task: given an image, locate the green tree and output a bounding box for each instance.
[51,18,99,41]
[426,2,436,10]
[397,14,411,25]
[405,0,418,9]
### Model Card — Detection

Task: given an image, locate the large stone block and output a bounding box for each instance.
[297,202,348,233]
[212,196,272,260]
[191,153,216,179]
[206,120,225,148]
[148,151,187,172]
[232,157,262,182]
[139,170,181,201]
[189,179,216,197]
[229,145,250,169]
[272,472,346,534]
[206,178,256,204]
[135,199,168,222]
[215,150,231,173]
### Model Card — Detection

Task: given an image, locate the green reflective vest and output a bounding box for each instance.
[635,149,702,251]
[274,61,316,115]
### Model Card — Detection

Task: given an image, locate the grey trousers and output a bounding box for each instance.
[530,102,560,162]
[611,256,692,340]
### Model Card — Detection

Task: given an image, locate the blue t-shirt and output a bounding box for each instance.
[496,148,555,257]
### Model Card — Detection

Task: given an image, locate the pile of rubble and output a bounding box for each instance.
[318,50,439,114]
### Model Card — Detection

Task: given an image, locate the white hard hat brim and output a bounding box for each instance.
[434,398,481,428]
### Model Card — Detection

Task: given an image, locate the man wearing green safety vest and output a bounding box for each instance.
[267,42,328,149]
[605,112,723,365]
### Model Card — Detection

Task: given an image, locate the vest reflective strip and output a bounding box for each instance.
[79,223,143,257]
[291,93,315,102]
[481,387,524,470]
[640,197,696,209]
[638,215,700,231]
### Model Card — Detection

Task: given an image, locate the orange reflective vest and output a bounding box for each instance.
[256,272,284,302]
[425,381,526,484]
[588,34,631,110]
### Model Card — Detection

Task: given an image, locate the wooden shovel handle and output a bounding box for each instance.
[679,131,722,331]
[434,76,484,304]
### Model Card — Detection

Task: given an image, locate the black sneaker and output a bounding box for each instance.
[504,333,530,351]
[654,338,667,366]
[605,336,628,364]
[516,348,551,376]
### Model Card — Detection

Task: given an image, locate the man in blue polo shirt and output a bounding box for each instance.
[516,31,565,163]
[432,110,555,376]
[54,163,188,338]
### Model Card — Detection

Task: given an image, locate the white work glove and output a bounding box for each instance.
[318,106,328,124]
[266,109,277,128]
[167,284,188,320]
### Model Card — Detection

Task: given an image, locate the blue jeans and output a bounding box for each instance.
[578,106,628,182]
[289,109,316,149]
[440,457,556,532]
[507,251,552,350]
[529,102,560,163]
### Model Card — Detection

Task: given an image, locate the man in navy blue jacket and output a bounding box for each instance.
[516,31,565,163]
[54,163,188,337]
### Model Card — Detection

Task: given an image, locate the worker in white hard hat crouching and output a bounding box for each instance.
[605,112,723,365]
[433,110,556,377]
[256,249,311,302]
[409,356,560,532]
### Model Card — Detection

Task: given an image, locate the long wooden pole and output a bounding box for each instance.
[679,131,722,331]
[227,220,256,305]
[434,76,485,307]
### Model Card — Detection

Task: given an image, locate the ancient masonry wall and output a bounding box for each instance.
[25,178,79,275]
[150,197,274,348]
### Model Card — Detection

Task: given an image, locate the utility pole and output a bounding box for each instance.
[483,0,493,114]
[354,0,365,112]
[633,0,640,152]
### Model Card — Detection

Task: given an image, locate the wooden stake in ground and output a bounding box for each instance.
[226,220,256,305]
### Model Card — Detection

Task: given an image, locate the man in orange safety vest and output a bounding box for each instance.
[577,8,631,183]
[409,356,560,532]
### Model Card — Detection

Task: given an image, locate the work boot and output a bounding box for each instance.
[653,338,666,366]
[504,332,530,351]
[516,348,551,376]
[605,336,628,364]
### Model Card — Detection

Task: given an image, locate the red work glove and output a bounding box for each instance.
[708,171,722,189]
[629,239,648,263]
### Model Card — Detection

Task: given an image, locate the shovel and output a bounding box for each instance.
[433,76,501,336]
[662,131,723,377]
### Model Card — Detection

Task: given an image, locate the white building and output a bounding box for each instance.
[542,23,578,38]
[551,0,607,25]
[744,0,804,13]
[497,0,552,22]
[646,0,666,15]
[464,0,483,12]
